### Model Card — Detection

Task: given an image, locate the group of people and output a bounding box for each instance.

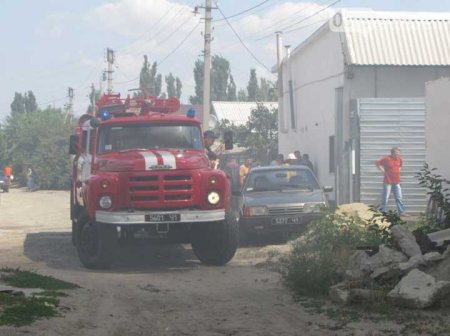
[2,165,38,192]
[270,150,314,171]
[204,130,406,215]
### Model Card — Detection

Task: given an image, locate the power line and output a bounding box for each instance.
[120,2,196,58]
[253,0,329,39]
[214,1,273,74]
[213,0,272,22]
[159,21,201,66]
[256,0,341,40]
[117,0,197,52]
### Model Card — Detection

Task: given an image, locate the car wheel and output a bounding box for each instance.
[191,212,239,265]
[77,213,116,269]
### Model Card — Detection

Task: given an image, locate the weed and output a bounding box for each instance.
[0,268,79,290]
[0,268,78,326]
[279,210,383,297]
[0,297,58,327]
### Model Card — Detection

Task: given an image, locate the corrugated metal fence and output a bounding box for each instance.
[358,98,427,214]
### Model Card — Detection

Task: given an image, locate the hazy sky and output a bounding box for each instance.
[1,0,450,120]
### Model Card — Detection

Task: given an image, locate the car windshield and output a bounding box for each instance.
[244,168,320,192]
[97,122,203,154]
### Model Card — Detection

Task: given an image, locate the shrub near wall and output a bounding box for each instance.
[279,211,383,297]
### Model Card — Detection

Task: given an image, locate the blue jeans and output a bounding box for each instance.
[381,183,405,214]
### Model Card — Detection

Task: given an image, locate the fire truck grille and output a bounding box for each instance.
[127,173,194,208]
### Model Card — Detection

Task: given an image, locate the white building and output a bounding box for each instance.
[212,101,278,126]
[277,10,450,211]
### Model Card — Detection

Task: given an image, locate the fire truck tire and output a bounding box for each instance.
[191,212,239,266]
[77,213,116,269]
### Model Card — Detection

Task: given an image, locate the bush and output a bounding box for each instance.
[279,211,383,297]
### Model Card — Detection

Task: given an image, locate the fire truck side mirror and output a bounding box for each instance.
[224,131,233,150]
[69,135,79,155]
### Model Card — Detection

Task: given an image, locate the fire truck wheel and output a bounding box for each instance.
[191,212,239,266]
[77,214,116,269]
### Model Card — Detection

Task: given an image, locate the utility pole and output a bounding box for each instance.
[106,48,115,93]
[64,87,74,123]
[202,0,212,130]
[276,31,286,133]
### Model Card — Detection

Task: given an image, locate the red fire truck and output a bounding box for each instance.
[69,93,238,268]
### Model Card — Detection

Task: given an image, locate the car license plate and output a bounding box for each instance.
[145,214,180,222]
[272,217,300,225]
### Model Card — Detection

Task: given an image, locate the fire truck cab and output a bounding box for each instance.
[69,93,238,268]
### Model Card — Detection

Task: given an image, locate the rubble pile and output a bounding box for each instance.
[330,224,450,309]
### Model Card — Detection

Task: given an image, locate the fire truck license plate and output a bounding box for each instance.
[145,214,181,222]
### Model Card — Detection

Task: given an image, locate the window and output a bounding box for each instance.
[97,123,203,154]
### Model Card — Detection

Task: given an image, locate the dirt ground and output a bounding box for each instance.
[0,188,407,336]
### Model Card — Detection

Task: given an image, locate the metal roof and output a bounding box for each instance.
[212,101,278,126]
[340,10,450,66]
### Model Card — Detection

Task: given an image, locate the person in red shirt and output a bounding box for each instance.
[375,147,405,215]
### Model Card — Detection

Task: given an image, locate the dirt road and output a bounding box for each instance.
[0,189,401,336]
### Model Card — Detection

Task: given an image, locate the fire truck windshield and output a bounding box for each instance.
[96,122,203,154]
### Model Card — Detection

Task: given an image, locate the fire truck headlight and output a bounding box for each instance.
[207,191,220,205]
[99,195,112,209]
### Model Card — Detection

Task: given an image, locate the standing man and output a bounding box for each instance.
[4,164,12,187]
[239,158,252,187]
[203,130,217,159]
[376,147,405,215]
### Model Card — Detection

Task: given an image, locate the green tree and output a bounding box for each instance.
[2,105,74,189]
[139,55,161,97]
[247,69,259,102]
[244,104,278,164]
[10,91,38,116]
[257,78,278,102]
[211,55,230,101]
[87,85,101,114]
[237,89,247,101]
[176,77,182,99]
[166,73,176,98]
[227,75,237,101]
[217,104,278,164]
[190,59,204,104]
[191,55,237,103]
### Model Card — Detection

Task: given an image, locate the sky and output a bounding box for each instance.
[1,0,450,121]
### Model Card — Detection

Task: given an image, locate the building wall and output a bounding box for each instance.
[279,29,450,203]
[279,29,344,193]
[425,77,450,180]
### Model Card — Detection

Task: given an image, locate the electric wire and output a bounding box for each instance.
[214,1,273,74]
[120,2,196,58]
[117,0,197,52]
[253,0,329,39]
[212,0,273,22]
[256,0,341,39]
[158,21,201,66]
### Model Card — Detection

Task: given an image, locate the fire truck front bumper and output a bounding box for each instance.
[95,209,225,225]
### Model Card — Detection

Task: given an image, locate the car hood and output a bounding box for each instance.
[243,189,325,207]
[96,149,209,172]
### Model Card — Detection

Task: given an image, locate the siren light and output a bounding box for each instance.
[100,109,111,120]
[187,108,196,118]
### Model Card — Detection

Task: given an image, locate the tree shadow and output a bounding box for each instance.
[23,232,200,273]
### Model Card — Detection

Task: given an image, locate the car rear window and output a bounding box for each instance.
[245,168,319,192]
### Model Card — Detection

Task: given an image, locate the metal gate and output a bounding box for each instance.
[358,98,427,214]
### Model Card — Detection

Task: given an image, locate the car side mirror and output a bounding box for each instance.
[224,131,233,150]
[69,135,79,155]
[323,186,333,193]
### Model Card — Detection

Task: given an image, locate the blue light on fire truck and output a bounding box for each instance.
[187,108,196,118]
[100,109,111,120]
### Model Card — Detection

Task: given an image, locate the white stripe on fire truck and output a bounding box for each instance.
[140,152,158,170]
[158,151,176,169]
